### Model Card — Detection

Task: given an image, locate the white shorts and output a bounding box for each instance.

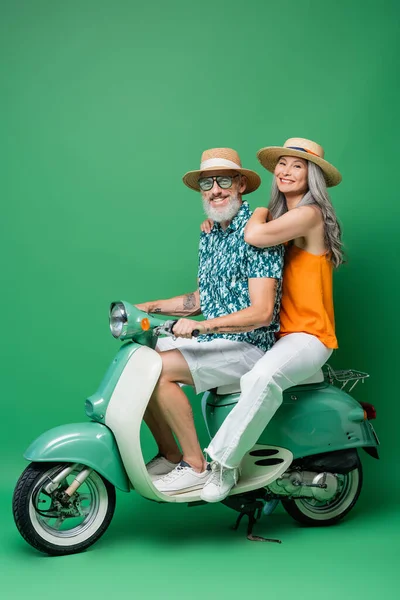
[156,336,264,394]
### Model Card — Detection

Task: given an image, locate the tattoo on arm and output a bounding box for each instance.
[202,324,259,334]
[183,293,196,311]
[174,292,201,316]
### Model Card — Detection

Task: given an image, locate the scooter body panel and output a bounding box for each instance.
[85,341,142,423]
[205,382,379,459]
[103,345,178,503]
[24,422,130,491]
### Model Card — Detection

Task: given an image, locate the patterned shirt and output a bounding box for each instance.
[197,201,284,352]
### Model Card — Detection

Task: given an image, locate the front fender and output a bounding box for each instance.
[24,422,130,492]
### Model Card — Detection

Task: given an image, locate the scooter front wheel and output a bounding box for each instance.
[281,463,363,527]
[13,462,116,556]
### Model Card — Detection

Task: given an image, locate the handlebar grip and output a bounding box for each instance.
[169,321,200,338]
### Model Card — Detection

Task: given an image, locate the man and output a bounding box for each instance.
[136,148,284,495]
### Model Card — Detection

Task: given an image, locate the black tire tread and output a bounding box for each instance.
[13,462,116,556]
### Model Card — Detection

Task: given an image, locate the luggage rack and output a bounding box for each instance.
[323,365,370,392]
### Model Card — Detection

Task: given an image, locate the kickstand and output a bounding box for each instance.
[233,508,281,544]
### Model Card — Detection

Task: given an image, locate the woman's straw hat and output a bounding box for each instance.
[257,137,342,187]
[183,148,261,194]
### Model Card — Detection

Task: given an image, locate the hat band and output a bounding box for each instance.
[286,146,320,158]
[200,158,242,170]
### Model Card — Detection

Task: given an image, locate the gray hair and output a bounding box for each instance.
[268,161,344,267]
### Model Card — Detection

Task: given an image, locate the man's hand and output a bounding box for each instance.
[200,218,214,234]
[172,318,205,339]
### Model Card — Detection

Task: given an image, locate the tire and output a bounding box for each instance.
[13,462,116,556]
[281,460,363,527]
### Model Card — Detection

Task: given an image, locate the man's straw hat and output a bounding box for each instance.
[257,138,342,187]
[183,148,261,194]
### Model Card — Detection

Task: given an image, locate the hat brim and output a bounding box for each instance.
[182,167,261,194]
[257,147,342,187]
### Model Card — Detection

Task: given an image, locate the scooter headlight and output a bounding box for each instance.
[109,302,128,338]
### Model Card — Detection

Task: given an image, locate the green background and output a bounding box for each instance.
[1,1,399,598]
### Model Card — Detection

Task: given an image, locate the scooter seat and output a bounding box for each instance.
[216,369,324,396]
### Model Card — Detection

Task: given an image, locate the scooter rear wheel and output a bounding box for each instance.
[13,462,116,556]
[281,462,363,527]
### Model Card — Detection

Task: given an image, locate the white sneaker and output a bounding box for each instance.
[146,454,180,478]
[200,461,239,503]
[153,461,211,495]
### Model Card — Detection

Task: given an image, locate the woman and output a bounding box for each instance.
[200,137,343,503]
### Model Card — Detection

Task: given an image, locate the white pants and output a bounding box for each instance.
[205,333,333,468]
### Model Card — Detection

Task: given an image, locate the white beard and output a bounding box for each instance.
[202,193,242,223]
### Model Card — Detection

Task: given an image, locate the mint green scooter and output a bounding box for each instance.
[12,301,379,555]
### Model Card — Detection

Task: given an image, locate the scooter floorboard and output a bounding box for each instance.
[169,445,293,503]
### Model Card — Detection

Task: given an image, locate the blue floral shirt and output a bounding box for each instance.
[197,201,284,352]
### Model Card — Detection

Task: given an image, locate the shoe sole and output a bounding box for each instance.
[156,482,207,496]
[200,485,236,503]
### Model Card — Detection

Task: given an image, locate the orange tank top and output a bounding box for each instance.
[279,244,338,349]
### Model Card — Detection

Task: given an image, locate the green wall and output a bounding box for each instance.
[1,0,399,505]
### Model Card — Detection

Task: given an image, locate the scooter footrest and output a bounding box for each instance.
[229,445,293,496]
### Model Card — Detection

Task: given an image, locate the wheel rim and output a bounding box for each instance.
[292,468,360,521]
[29,465,110,547]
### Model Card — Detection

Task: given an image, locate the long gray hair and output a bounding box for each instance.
[268,161,344,267]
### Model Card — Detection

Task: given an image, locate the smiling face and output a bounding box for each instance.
[200,169,246,223]
[274,155,309,197]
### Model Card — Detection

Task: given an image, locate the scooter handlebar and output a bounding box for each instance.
[169,320,200,338]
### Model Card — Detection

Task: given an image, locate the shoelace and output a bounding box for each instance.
[208,461,239,487]
[158,464,189,483]
[203,450,223,484]
[208,461,224,486]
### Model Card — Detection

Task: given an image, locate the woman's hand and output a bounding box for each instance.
[200,218,214,233]
[252,207,271,222]
[172,319,205,339]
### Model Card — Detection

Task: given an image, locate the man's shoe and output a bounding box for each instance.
[146,454,180,478]
[200,461,239,503]
[153,461,211,495]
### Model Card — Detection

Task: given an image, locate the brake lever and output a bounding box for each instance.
[153,320,177,338]
[155,320,200,339]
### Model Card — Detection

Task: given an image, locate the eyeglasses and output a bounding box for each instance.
[198,174,239,192]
